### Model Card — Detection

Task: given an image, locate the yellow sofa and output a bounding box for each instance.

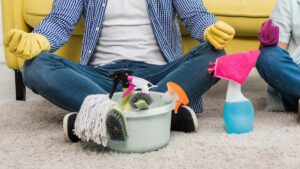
[1,0,276,100]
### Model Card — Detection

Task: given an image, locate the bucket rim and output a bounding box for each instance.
[112,92,177,118]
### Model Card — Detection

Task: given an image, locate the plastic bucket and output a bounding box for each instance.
[107,92,176,153]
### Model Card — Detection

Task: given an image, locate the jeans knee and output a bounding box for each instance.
[256,47,282,72]
[22,52,59,88]
[188,42,226,61]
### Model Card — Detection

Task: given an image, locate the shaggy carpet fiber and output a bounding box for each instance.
[1,92,300,169]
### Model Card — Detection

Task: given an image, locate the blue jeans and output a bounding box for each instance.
[256,46,300,112]
[23,42,225,112]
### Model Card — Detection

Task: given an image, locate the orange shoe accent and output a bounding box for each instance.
[167,82,189,113]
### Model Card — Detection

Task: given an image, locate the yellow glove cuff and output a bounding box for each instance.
[33,33,51,52]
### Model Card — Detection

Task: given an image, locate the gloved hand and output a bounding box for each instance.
[4,29,51,60]
[204,21,235,50]
[258,19,279,48]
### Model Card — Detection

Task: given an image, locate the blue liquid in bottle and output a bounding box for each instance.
[224,101,254,134]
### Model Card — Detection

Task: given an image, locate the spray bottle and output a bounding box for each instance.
[208,50,260,134]
[123,76,157,110]
[223,81,254,134]
[162,82,189,113]
[123,76,157,96]
[123,77,189,113]
[107,69,134,141]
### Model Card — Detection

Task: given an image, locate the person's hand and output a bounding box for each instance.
[4,29,51,60]
[258,19,279,48]
[204,21,235,50]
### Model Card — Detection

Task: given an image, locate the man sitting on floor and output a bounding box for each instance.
[4,0,235,141]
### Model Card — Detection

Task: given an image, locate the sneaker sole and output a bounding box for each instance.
[182,105,199,132]
[63,113,77,142]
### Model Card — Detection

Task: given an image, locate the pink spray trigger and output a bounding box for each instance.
[208,50,261,85]
[123,76,135,97]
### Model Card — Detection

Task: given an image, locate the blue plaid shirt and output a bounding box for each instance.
[33,0,217,112]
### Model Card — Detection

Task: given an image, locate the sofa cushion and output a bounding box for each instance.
[203,0,275,17]
[203,0,276,36]
[23,0,84,36]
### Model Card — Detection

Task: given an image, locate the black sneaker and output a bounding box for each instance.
[171,106,198,132]
[63,113,80,142]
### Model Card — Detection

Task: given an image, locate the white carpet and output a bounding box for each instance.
[1,94,300,169]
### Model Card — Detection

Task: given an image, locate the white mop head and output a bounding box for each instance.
[74,94,117,147]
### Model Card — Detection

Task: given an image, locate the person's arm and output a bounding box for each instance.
[173,0,217,42]
[270,0,292,49]
[32,0,84,52]
[278,42,288,50]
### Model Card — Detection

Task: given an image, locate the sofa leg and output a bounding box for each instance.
[15,70,26,101]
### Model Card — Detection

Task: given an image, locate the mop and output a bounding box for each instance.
[74,94,117,146]
[75,69,134,145]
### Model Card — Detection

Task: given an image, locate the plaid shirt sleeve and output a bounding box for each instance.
[32,0,83,52]
[173,0,217,42]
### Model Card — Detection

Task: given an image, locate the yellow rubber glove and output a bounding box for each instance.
[4,29,51,60]
[204,21,235,50]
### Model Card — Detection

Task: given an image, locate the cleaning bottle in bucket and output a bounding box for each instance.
[106,69,136,141]
[124,76,157,110]
[124,76,189,113]
[208,50,260,134]
[107,71,157,140]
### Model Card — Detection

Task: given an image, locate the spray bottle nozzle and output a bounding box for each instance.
[108,69,133,99]
[123,76,157,97]
[164,82,189,113]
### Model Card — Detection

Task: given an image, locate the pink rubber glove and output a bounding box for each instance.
[258,19,279,48]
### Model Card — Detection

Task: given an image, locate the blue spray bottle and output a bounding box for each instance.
[223,80,255,134]
[208,50,260,134]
